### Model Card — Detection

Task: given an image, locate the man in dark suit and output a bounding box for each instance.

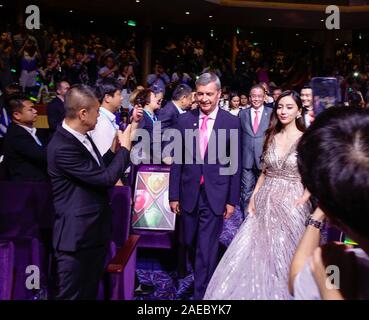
[158,84,193,163]
[169,73,241,299]
[3,94,48,181]
[157,83,193,132]
[239,84,273,218]
[46,81,70,132]
[47,84,141,299]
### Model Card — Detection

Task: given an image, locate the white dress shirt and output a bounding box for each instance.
[250,105,264,128]
[18,124,43,146]
[89,106,118,156]
[199,106,219,139]
[62,121,100,166]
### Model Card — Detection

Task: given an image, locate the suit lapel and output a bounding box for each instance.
[186,109,200,161]
[58,127,102,167]
[246,108,254,136]
[86,134,105,168]
[205,108,223,159]
[257,108,271,135]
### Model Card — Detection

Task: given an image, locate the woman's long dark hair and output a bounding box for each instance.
[263,90,306,154]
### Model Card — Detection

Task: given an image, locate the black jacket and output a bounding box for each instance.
[3,123,48,181]
[47,125,130,252]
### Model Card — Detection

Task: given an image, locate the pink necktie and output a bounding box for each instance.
[253,110,259,134]
[200,115,209,184]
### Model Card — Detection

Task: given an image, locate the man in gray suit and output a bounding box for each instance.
[239,84,273,218]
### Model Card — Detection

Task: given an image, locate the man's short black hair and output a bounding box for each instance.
[94,78,122,104]
[5,93,29,117]
[172,84,192,101]
[297,107,369,237]
[301,84,312,91]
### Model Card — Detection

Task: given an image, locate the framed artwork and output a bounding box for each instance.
[132,165,175,231]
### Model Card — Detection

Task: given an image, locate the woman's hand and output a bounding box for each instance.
[247,195,256,217]
[294,190,311,208]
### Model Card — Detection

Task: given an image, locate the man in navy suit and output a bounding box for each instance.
[169,73,241,299]
[158,83,193,163]
[157,83,193,132]
[239,84,273,218]
[48,84,141,299]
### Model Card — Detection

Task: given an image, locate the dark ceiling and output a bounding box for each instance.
[1,0,369,29]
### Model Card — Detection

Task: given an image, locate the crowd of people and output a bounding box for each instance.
[1,25,369,301]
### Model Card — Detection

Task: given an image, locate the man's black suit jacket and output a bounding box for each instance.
[3,123,48,181]
[47,125,130,252]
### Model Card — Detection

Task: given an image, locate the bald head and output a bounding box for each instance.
[64,84,98,119]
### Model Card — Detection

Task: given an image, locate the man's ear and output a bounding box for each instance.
[13,111,22,122]
[104,94,112,104]
[79,108,87,121]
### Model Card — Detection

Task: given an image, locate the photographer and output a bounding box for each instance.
[289,107,369,300]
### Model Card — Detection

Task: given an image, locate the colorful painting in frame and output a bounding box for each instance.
[132,165,175,231]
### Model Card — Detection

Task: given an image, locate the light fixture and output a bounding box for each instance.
[296,33,299,36]
[161,26,164,30]
[185,11,190,15]
[268,18,272,21]
[344,43,348,46]
[250,31,254,34]
[320,19,324,22]
[69,10,73,13]
[209,15,213,18]
[90,20,94,23]
[136,0,140,3]
[336,38,339,41]
[0,4,3,8]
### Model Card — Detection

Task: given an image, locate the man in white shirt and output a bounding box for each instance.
[90,78,122,156]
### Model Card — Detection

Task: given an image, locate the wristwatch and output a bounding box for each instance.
[305,216,325,230]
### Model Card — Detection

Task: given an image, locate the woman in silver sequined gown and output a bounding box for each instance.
[204,91,313,300]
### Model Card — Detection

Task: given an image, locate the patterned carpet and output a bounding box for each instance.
[135,206,244,300]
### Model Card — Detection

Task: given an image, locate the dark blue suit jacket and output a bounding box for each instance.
[157,101,183,155]
[47,126,130,252]
[157,101,181,132]
[169,108,241,215]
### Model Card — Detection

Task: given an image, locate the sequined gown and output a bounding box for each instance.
[204,137,312,300]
